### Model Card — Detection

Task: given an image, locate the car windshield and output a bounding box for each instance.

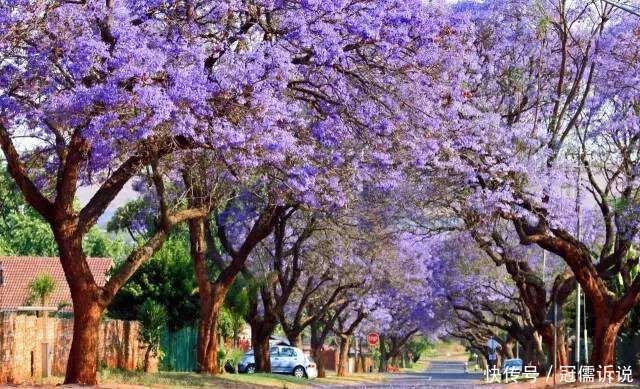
[280,347,296,357]
[244,351,254,356]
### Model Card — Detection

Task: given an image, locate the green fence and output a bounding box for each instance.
[617,334,640,371]
[160,326,198,372]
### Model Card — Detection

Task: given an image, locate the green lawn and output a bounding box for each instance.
[218,372,311,388]
[97,370,309,388]
[423,340,470,361]
[92,369,389,388]
[314,371,388,385]
[399,358,430,373]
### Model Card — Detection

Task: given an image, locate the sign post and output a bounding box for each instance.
[367,332,379,347]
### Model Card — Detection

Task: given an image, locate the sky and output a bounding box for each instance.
[14,136,136,228]
[77,183,137,228]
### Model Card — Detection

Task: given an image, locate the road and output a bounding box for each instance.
[381,360,485,388]
[321,360,488,388]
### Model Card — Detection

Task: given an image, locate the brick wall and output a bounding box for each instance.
[0,313,156,384]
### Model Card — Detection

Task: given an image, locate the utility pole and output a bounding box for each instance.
[542,250,546,284]
[575,163,582,367]
[553,301,557,387]
[576,287,581,365]
[541,248,547,366]
[583,291,589,364]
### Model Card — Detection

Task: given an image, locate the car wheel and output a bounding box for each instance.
[224,362,236,374]
[246,364,256,374]
[293,366,306,379]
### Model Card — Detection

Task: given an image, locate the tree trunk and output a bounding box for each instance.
[312,346,326,378]
[246,285,278,373]
[54,212,176,384]
[501,250,578,370]
[144,346,152,373]
[187,206,282,375]
[189,217,230,375]
[337,335,350,377]
[479,353,488,370]
[355,339,365,373]
[198,302,221,374]
[251,324,272,373]
[540,322,569,367]
[1,133,200,385]
[196,300,213,373]
[379,356,389,372]
[190,218,221,375]
[310,321,327,378]
[521,335,546,371]
[285,328,302,348]
[379,335,388,372]
[556,325,569,367]
[57,233,105,386]
[591,316,622,368]
[502,338,515,359]
[64,292,103,384]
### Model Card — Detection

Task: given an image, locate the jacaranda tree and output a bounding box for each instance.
[166,0,466,376]
[0,0,462,383]
[433,0,640,368]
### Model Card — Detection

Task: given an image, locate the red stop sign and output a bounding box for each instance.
[367,332,379,347]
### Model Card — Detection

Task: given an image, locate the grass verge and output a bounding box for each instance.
[423,340,470,362]
[97,370,310,388]
[95,369,388,388]
[399,358,430,373]
[315,371,388,386]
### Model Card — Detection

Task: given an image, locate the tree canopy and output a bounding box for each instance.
[3,0,640,383]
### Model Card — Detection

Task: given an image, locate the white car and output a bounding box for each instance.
[501,358,523,380]
[238,345,318,379]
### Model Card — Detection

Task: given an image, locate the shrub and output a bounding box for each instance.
[225,348,245,374]
[138,299,167,372]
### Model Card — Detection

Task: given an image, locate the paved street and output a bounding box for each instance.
[383,361,484,388]
[320,360,487,388]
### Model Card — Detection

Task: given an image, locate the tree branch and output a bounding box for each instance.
[0,122,54,220]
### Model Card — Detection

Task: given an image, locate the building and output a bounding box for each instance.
[0,256,113,312]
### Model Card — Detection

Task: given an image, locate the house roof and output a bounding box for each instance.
[0,256,113,311]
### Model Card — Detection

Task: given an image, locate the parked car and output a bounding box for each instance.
[501,358,523,380]
[237,345,318,379]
